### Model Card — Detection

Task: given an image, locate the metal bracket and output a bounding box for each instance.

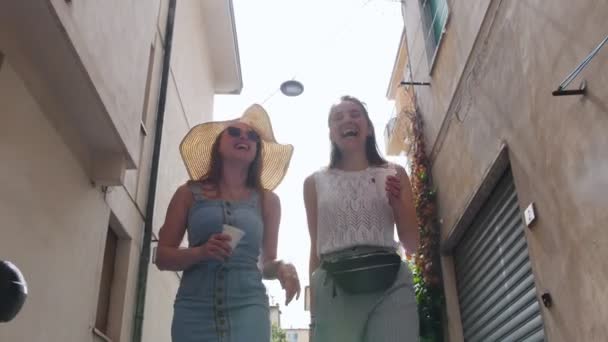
[552,80,587,97]
[552,34,607,97]
[400,81,431,86]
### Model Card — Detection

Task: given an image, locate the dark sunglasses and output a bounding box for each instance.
[226,126,260,142]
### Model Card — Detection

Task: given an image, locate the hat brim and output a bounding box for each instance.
[179,104,294,191]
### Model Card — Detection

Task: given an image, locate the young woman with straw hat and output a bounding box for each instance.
[156,104,300,342]
[304,96,419,341]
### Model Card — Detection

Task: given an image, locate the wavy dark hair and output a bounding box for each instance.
[328,95,388,168]
[199,128,263,190]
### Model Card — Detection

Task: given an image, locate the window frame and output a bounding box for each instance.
[95,227,119,335]
[419,0,450,74]
[92,219,131,342]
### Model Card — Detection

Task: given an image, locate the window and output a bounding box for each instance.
[95,227,118,336]
[419,0,449,70]
[140,44,156,134]
[94,222,131,341]
[130,43,156,209]
[287,332,298,342]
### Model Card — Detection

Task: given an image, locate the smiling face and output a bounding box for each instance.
[218,122,260,164]
[201,122,263,189]
[328,99,372,153]
[327,95,388,169]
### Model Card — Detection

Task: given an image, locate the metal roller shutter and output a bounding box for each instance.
[454,170,545,342]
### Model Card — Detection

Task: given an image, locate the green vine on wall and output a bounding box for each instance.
[407,107,444,342]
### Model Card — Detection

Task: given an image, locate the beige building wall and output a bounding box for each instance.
[143,3,219,341]
[1,60,115,342]
[0,1,240,341]
[270,304,282,328]
[398,0,608,341]
[48,0,159,165]
[285,328,310,342]
[385,29,416,157]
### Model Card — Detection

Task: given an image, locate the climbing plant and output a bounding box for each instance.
[406,106,444,342]
[271,324,287,342]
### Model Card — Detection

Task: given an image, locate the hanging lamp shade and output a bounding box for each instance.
[280,80,304,97]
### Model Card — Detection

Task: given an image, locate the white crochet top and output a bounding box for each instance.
[314,165,400,256]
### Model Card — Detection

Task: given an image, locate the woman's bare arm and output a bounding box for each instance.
[155,184,231,271]
[303,175,320,310]
[261,190,300,305]
[261,190,281,276]
[392,167,419,256]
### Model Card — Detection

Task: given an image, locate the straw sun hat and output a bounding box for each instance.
[179,104,294,191]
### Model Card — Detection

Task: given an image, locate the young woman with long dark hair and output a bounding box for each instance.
[304,96,419,341]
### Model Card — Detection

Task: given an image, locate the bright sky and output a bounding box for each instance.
[214,0,405,328]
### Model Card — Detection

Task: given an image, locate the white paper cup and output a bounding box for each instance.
[222,224,245,249]
[376,166,397,202]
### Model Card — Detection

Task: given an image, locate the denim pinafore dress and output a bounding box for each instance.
[171,183,269,342]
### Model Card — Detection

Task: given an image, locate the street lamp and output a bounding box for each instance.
[280,80,304,97]
[260,79,305,105]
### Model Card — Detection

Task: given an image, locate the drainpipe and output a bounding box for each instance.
[132,0,176,341]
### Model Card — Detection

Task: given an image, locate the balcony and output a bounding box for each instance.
[0,1,242,185]
[0,1,142,185]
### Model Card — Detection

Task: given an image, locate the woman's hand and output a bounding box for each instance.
[386,174,403,210]
[197,233,232,262]
[386,167,419,256]
[277,262,301,306]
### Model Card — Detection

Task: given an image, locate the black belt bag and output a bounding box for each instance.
[322,251,402,294]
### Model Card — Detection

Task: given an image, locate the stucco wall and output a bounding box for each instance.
[1,1,220,341]
[404,0,608,341]
[150,0,216,233]
[140,1,216,338]
[49,0,159,165]
[170,0,216,126]
[0,59,112,342]
[403,0,492,152]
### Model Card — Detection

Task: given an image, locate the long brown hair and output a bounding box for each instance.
[200,129,264,190]
[328,95,387,168]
